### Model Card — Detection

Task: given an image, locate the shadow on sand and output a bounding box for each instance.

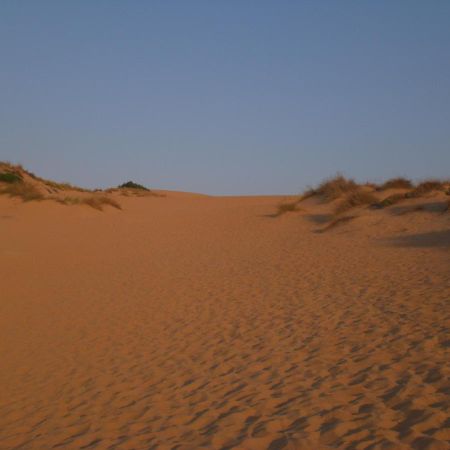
[383,229,450,249]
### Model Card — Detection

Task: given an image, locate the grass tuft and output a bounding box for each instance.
[334,190,378,215]
[302,175,358,202]
[274,200,302,217]
[118,181,149,191]
[379,177,413,190]
[58,195,121,211]
[407,180,445,198]
[1,182,44,201]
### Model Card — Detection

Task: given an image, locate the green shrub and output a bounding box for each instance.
[0,171,22,183]
[118,181,149,191]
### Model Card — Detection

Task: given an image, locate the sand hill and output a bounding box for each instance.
[1,165,449,449]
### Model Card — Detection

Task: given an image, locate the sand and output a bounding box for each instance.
[0,191,449,449]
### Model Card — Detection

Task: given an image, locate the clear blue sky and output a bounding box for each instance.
[1,1,449,195]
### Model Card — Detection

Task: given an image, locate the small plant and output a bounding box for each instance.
[407,180,445,198]
[118,181,149,191]
[0,171,23,183]
[274,200,302,217]
[58,195,121,211]
[1,182,44,201]
[304,175,358,202]
[379,177,413,190]
[334,190,378,215]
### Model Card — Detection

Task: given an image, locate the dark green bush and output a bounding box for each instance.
[0,172,22,183]
[118,181,149,191]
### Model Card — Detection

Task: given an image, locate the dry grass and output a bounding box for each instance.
[0,182,44,201]
[274,200,302,217]
[407,180,445,198]
[379,177,413,190]
[57,195,121,211]
[43,180,87,192]
[301,175,358,202]
[334,190,378,215]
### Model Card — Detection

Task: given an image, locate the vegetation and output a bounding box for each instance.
[300,175,358,202]
[0,182,44,201]
[0,171,23,183]
[334,190,378,215]
[274,200,302,217]
[118,181,149,191]
[379,177,413,190]
[57,195,121,211]
[407,180,445,198]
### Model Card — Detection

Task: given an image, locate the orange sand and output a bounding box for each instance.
[0,191,449,449]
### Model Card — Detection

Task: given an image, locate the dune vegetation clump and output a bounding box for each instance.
[379,177,413,190]
[300,175,358,202]
[274,200,302,217]
[407,180,446,198]
[0,171,23,184]
[1,181,44,201]
[334,189,378,215]
[57,195,121,211]
[118,181,149,191]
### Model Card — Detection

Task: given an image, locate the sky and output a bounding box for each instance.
[1,1,449,195]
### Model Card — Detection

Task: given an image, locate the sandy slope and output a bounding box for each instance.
[0,192,449,450]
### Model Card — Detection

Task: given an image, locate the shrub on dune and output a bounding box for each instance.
[58,195,121,211]
[1,182,44,201]
[334,190,378,215]
[379,177,413,190]
[118,181,149,191]
[317,175,358,200]
[407,180,445,198]
[304,175,358,202]
[0,171,23,183]
[274,200,302,216]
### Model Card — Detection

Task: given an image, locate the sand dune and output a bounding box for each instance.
[1,183,449,449]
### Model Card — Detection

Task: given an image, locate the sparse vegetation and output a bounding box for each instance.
[1,182,44,201]
[274,200,302,217]
[57,195,121,211]
[43,180,86,192]
[118,181,149,191]
[300,175,358,202]
[407,180,445,198]
[0,171,23,183]
[379,177,413,190]
[334,190,377,215]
